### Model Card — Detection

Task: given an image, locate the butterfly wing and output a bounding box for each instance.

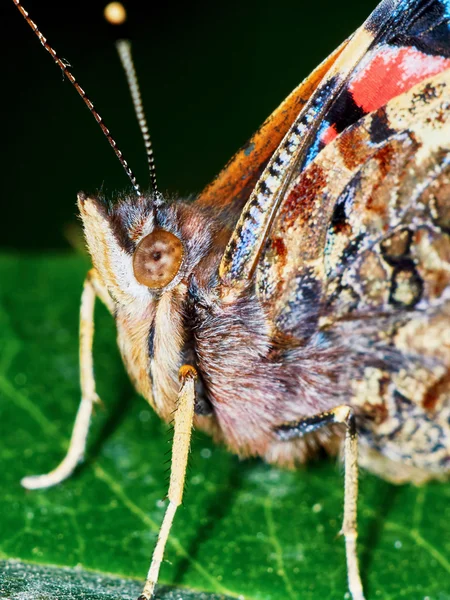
[195,41,349,222]
[219,0,450,285]
[296,0,450,168]
[256,0,450,344]
[257,62,450,473]
[327,78,450,474]
[257,70,450,328]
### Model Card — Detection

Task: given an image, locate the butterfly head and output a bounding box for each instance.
[78,191,214,305]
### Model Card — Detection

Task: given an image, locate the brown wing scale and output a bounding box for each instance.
[257,71,450,477]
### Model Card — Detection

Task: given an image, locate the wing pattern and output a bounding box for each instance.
[254,1,450,475]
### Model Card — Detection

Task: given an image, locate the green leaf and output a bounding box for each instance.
[0,255,449,600]
[0,560,233,600]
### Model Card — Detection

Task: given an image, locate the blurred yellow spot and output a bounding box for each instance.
[104,2,127,25]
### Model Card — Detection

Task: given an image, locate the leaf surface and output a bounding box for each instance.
[0,255,449,599]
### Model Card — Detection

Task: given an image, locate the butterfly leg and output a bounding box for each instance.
[139,365,197,600]
[21,268,113,490]
[277,405,365,600]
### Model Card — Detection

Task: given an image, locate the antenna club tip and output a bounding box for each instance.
[104,2,127,25]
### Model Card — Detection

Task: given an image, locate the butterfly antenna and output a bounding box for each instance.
[13,0,142,196]
[105,4,159,195]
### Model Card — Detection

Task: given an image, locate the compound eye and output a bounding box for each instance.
[133,229,184,289]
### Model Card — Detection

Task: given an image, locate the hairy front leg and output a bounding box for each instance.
[21,269,112,490]
[138,365,197,600]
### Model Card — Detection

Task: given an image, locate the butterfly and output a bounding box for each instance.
[13,0,450,599]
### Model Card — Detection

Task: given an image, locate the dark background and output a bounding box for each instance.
[2,0,378,250]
